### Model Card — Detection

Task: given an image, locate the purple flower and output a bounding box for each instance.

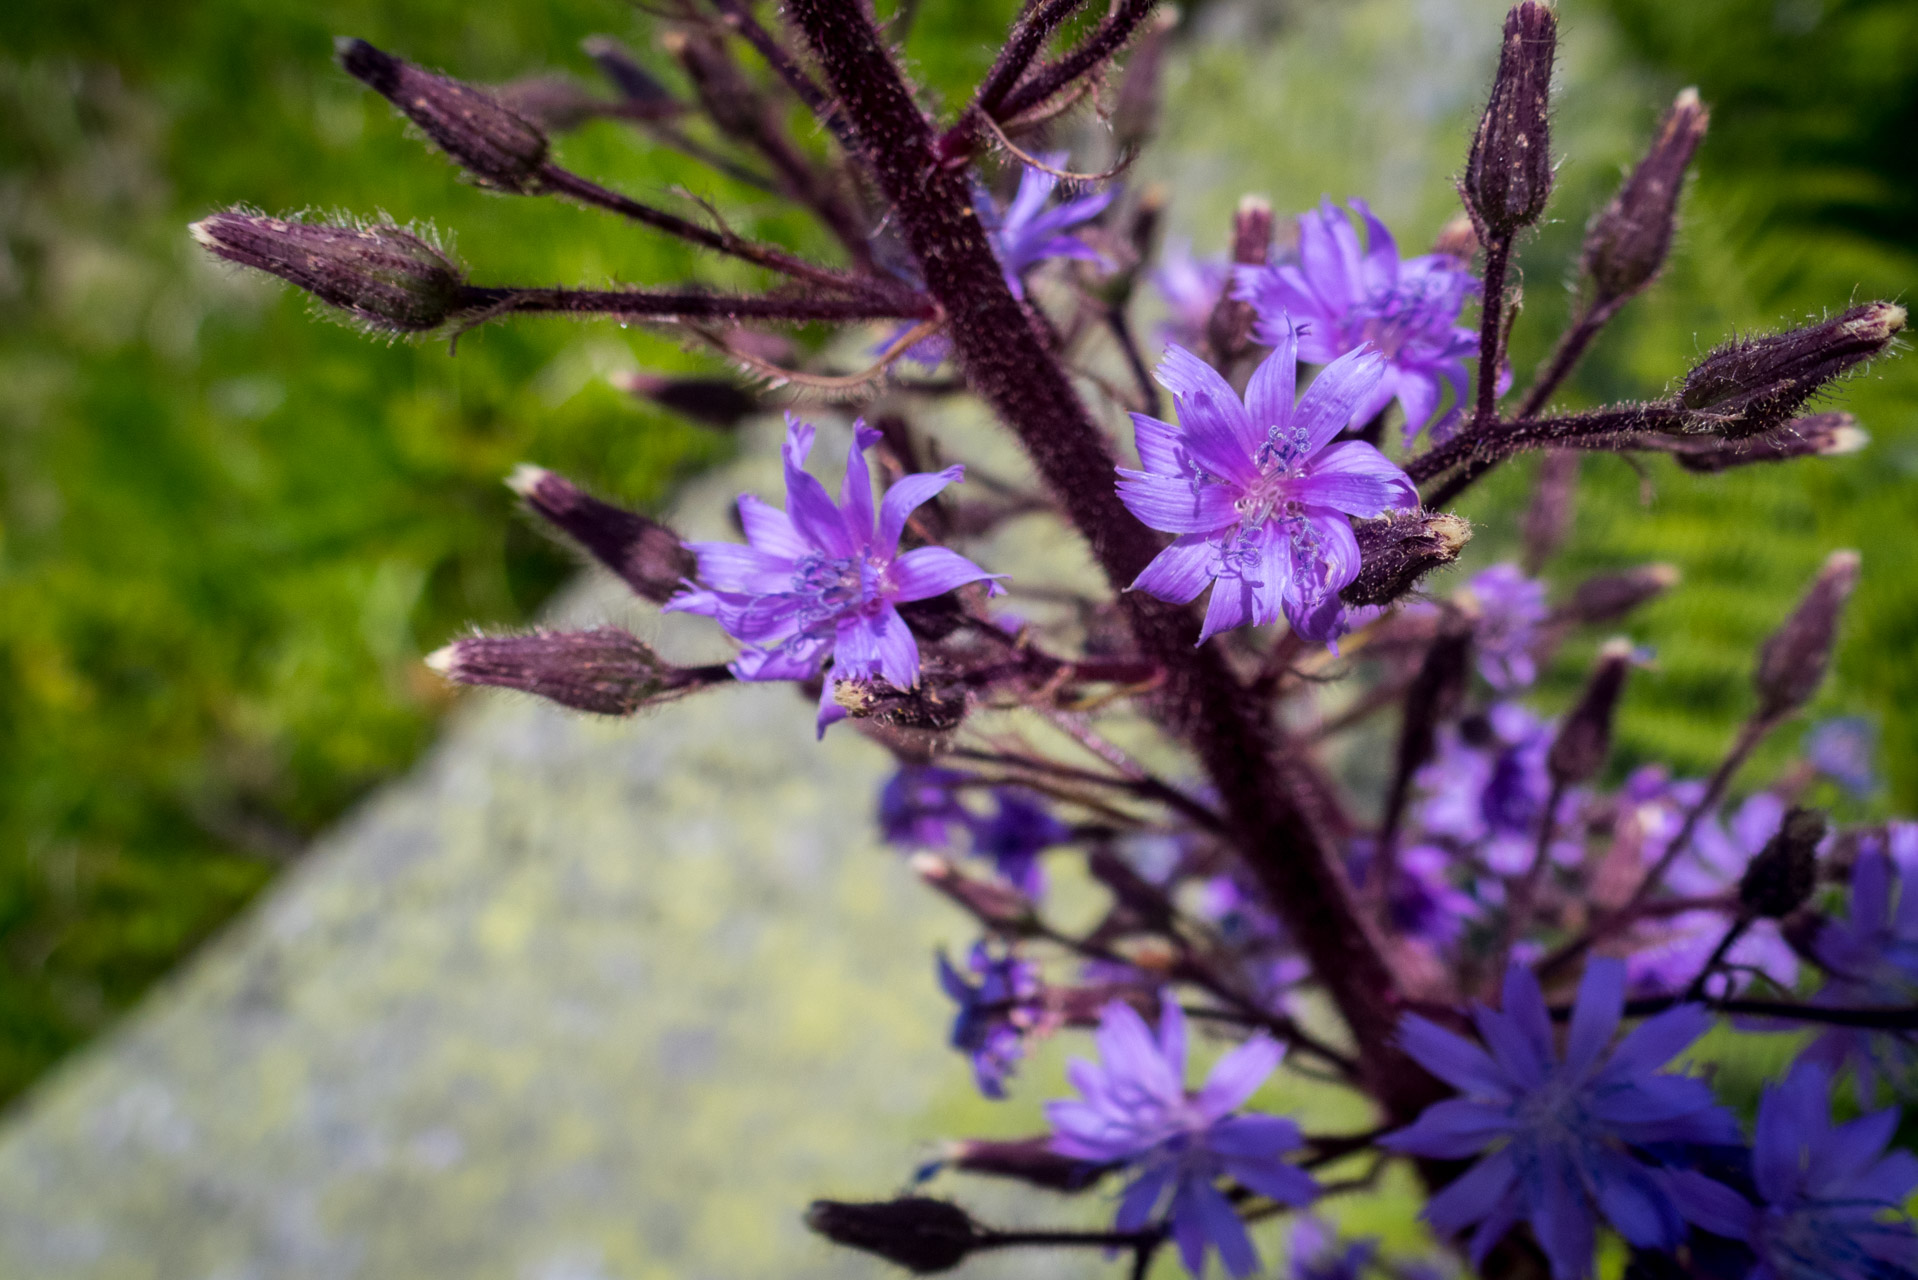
[1195,875,1309,1011]
[1153,239,1230,350]
[1286,1217,1378,1280]
[1117,330,1417,645]
[1415,704,1580,877]
[971,789,1071,898]
[1802,846,1918,1096]
[1047,1000,1318,1277]
[1806,716,1878,797]
[1383,960,1741,1279]
[1669,1062,1918,1280]
[938,941,1042,1099]
[1347,839,1481,949]
[667,416,1002,734]
[878,766,973,849]
[1463,563,1550,690]
[1234,199,1482,442]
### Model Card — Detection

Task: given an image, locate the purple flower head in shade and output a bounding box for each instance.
[970,788,1071,898]
[1153,239,1231,350]
[1046,999,1319,1278]
[1117,329,1417,646]
[1382,960,1742,1280]
[1346,838,1480,950]
[1463,563,1550,691]
[878,765,973,849]
[1415,704,1580,877]
[1194,875,1309,1011]
[1806,716,1878,797]
[1668,1062,1918,1280]
[1234,199,1483,442]
[666,416,1003,735]
[1801,846,1918,1097]
[1286,1217,1379,1280]
[938,940,1042,1100]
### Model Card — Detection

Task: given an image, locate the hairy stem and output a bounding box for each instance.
[460,284,933,323]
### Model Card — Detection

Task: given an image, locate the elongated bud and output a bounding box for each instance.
[1341,511,1473,607]
[659,29,760,139]
[493,77,609,134]
[1464,3,1557,236]
[1207,196,1273,362]
[1111,8,1180,154]
[508,466,693,605]
[943,1137,1109,1191]
[190,211,467,333]
[426,627,714,715]
[1582,88,1708,305]
[1567,564,1680,624]
[580,36,681,115]
[611,372,761,431]
[1548,638,1634,785]
[1679,303,1904,437]
[911,854,1032,929]
[1738,806,1825,919]
[1754,550,1860,719]
[336,39,549,192]
[1672,412,1868,473]
[804,1198,981,1274]
[1521,451,1579,572]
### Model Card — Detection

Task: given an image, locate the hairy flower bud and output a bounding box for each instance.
[912,854,1033,929]
[660,29,761,140]
[1738,805,1825,919]
[1672,412,1869,473]
[190,211,467,333]
[1567,564,1680,624]
[425,627,711,715]
[580,36,681,115]
[1582,88,1708,305]
[1341,511,1473,607]
[1548,638,1634,786]
[611,372,761,431]
[1464,3,1557,236]
[804,1198,982,1274]
[1207,195,1273,361]
[1111,7,1180,154]
[943,1137,1110,1191]
[1678,303,1905,437]
[508,466,694,605]
[336,39,549,192]
[1754,550,1860,720]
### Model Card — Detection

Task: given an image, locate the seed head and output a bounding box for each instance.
[190,211,467,333]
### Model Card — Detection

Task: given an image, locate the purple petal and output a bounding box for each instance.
[1187,1179,1261,1279]
[1242,328,1298,435]
[782,417,855,556]
[1198,569,1254,642]
[1662,1168,1755,1239]
[862,605,917,689]
[1115,1164,1175,1232]
[1528,1147,1597,1280]
[890,546,1001,602]
[1171,1182,1210,1278]
[1808,1107,1898,1194]
[1154,345,1261,482]
[1424,1148,1517,1234]
[1590,1149,1683,1249]
[1222,1156,1318,1208]
[737,494,809,560]
[1397,1014,1513,1097]
[838,420,880,542]
[1296,441,1417,516]
[1382,1099,1512,1158]
[1293,346,1388,456]
[1205,1114,1302,1160]
[1130,534,1222,604]
[1502,964,1559,1068]
[1095,1001,1183,1104]
[1194,1037,1283,1117]
[1350,198,1400,295]
[1566,958,1626,1077]
[1296,204,1356,313]
[1132,413,1190,477]
[1472,1007,1548,1092]
[1395,370,1444,443]
[876,465,965,557]
[1116,473,1241,534]
[1603,1003,1713,1078]
[1158,999,1189,1083]
[685,540,795,594]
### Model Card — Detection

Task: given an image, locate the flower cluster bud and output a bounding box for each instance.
[1548,638,1635,786]
[190,211,468,333]
[425,627,710,715]
[1678,303,1905,438]
[911,854,1033,930]
[1737,805,1825,919]
[942,1137,1108,1192]
[659,29,761,141]
[1672,412,1868,474]
[336,39,549,193]
[1754,550,1860,720]
[1340,511,1473,607]
[1581,88,1709,306]
[804,1198,982,1274]
[579,36,681,116]
[1207,195,1273,362]
[1567,564,1679,624]
[508,466,694,605]
[1463,2,1557,237]
[610,372,761,431]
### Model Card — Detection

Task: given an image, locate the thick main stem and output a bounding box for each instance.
[784,0,1429,1117]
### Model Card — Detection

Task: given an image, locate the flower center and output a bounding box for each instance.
[790,551,885,626]
[1352,275,1457,358]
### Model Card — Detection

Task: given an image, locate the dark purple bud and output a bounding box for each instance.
[912,855,1033,929]
[943,1137,1110,1192]
[493,77,609,134]
[1207,195,1273,362]
[611,372,761,431]
[834,676,967,733]
[1567,563,1679,624]
[1738,805,1825,919]
[579,35,681,114]
[1672,412,1869,473]
[426,627,712,715]
[1111,8,1180,154]
[659,29,761,139]
[1521,451,1579,572]
[1548,638,1634,786]
[190,211,467,333]
[1464,3,1557,236]
[1754,550,1860,719]
[1582,88,1708,305]
[1340,511,1473,607]
[335,39,549,192]
[1678,303,1905,437]
[804,1198,981,1274]
[508,466,694,605]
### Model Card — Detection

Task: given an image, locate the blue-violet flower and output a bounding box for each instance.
[938,940,1043,1100]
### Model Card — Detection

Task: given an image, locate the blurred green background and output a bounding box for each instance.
[0,0,1913,1122]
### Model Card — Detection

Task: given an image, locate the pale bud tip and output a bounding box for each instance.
[187,218,218,247]
[423,643,460,676]
[505,463,550,497]
[908,852,950,879]
[1645,563,1682,588]
[1675,86,1701,109]
[1235,194,1272,216]
[1429,512,1473,555]
[1825,549,1862,575]
[1599,636,1636,660]
[1824,425,1870,455]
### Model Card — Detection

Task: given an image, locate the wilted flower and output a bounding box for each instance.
[1118,329,1417,645]
[1462,563,1550,690]
[938,941,1043,1099]
[1802,847,1918,1097]
[1047,1000,1318,1277]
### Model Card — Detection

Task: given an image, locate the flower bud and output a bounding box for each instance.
[912,854,1033,929]
[190,211,467,333]
[1340,511,1473,607]
[942,1137,1109,1191]
[1111,7,1181,154]
[1548,638,1634,786]
[579,36,681,115]
[425,627,706,715]
[1738,805,1825,919]
[493,77,608,133]
[1207,195,1273,361]
[336,39,549,192]
[1464,3,1557,237]
[1582,88,1709,305]
[659,30,761,140]
[1566,564,1679,625]
[1678,303,1905,438]
[1672,412,1869,474]
[507,466,694,605]
[1754,550,1860,719]
[611,372,761,431]
[804,1198,982,1274]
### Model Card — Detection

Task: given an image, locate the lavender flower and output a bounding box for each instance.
[1286,1217,1379,1280]
[1802,846,1918,1096]
[1806,716,1878,797]
[1463,564,1550,690]
[970,789,1071,898]
[667,416,1002,734]
[1670,1062,1918,1280]
[1415,703,1581,877]
[1152,239,1230,350]
[1047,1000,1318,1277]
[938,941,1042,1099]
[879,766,974,849]
[1118,329,1417,645]
[1346,838,1480,950]
[1234,200,1483,442]
[1383,960,1741,1279]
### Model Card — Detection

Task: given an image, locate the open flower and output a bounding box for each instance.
[1234,199,1483,442]
[667,416,1001,734]
[1461,563,1550,690]
[938,941,1043,1100]
[1047,1000,1318,1277]
[1383,960,1740,1279]
[1802,845,1918,1097]
[1117,327,1417,645]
